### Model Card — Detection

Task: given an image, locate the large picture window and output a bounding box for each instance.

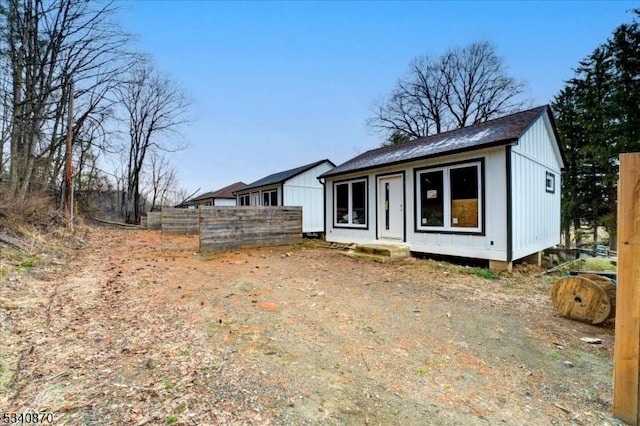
[334,179,367,227]
[416,161,482,233]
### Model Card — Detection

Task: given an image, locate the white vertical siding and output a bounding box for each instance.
[213,198,237,206]
[511,114,563,260]
[283,161,334,233]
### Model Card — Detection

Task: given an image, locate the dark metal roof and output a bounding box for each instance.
[191,181,246,202]
[320,105,553,178]
[236,159,335,193]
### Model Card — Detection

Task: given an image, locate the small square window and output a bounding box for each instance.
[546,171,555,193]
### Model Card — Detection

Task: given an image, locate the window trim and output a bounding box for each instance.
[414,158,485,235]
[545,171,555,193]
[332,176,369,229]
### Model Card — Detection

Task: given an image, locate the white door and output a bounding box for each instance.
[378,175,404,240]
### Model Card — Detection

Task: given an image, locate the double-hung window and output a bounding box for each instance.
[334,179,367,227]
[416,160,483,233]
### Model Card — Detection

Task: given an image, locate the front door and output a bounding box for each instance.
[377,174,404,240]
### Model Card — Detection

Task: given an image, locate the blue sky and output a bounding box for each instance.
[117,1,637,195]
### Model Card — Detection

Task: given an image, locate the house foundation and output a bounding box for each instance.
[520,251,543,267]
[489,260,513,272]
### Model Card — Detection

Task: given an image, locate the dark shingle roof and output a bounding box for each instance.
[321,105,553,178]
[237,159,335,193]
[190,182,247,202]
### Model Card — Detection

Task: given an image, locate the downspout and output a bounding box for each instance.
[317,176,326,236]
[505,145,513,263]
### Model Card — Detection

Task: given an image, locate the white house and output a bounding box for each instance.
[234,159,335,234]
[319,105,565,270]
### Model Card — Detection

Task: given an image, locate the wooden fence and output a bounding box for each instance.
[161,208,199,234]
[147,212,162,229]
[199,206,302,251]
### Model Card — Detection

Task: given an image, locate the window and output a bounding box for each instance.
[546,171,555,193]
[334,179,367,227]
[416,161,482,233]
[419,170,444,227]
[262,189,277,206]
[239,194,250,206]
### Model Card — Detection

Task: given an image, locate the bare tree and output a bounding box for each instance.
[0,0,133,201]
[145,151,177,212]
[368,42,527,144]
[0,73,10,178]
[117,64,189,224]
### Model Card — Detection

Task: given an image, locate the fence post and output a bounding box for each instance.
[613,153,640,425]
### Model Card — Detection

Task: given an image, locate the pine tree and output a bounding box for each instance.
[553,10,640,249]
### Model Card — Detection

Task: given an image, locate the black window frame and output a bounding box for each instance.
[414,159,485,235]
[545,171,555,194]
[262,189,278,206]
[333,177,368,229]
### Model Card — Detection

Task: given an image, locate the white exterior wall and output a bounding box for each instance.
[284,161,334,233]
[510,114,563,260]
[213,198,237,206]
[325,147,509,261]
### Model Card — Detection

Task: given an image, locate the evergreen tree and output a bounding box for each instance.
[553,10,640,249]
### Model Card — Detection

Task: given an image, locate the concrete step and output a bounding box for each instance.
[343,243,410,263]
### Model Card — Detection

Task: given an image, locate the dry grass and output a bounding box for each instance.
[0,192,88,402]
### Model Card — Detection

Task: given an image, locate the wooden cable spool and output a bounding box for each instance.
[550,274,616,324]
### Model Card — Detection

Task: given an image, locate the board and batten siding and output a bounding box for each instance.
[199,206,302,251]
[284,161,334,233]
[407,148,508,261]
[324,147,509,261]
[510,114,563,260]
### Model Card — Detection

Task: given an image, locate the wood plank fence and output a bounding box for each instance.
[199,206,302,251]
[147,212,162,229]
[161,208,199,234]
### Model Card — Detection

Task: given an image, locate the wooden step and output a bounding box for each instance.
[343,244,410,263]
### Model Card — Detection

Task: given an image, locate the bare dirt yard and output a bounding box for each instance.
[0,227,623,425]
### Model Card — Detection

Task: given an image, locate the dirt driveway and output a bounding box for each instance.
[1,228,621,425]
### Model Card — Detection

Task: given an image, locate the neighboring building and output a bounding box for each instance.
[191,182,247,207]
[176,182,246,209]
[234,159,335,234]
[319,105,564,270]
